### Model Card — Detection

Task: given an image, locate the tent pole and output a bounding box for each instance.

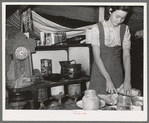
[99,7,105,22]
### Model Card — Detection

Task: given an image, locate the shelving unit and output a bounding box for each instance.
[7,43,92,109]
[8,76,90,109]
[35,44,92,61]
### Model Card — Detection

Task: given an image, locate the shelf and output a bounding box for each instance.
[35,76,90,89]
[35,44,91,51]
[8,76,90,92]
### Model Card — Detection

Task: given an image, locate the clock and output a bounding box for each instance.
[7,32,36,80]
[15,46,29,60]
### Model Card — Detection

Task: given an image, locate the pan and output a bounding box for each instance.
[43,73,71,81]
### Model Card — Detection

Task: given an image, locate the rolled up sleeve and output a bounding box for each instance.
[91,24,100,46]
[123,25,131,49]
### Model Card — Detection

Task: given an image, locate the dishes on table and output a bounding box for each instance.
[76,99,106,109]
[98,94,118,105]
[132,96,143,106]
[98,94,144,105]
[105,105,142,111]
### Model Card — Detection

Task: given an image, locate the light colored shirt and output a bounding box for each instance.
[91,21,131,49]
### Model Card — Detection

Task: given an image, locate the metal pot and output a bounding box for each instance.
[62,64,81,79]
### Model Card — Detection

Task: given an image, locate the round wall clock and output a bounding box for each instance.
[15,46,29,60]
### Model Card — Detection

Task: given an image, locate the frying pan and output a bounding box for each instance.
[43,73,71,81]
[43,74,62,81]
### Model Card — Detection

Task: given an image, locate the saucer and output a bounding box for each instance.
[76,100,106,109]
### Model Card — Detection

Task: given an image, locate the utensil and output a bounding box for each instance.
[118,92,135,98]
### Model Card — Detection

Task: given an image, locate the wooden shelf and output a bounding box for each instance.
[8,76,89,92]
[7,76,90,109]
[35,44,91,51]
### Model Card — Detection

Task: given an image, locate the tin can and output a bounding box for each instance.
[40,32,45,46]
[38,88,48,101]
[68,84,81,98]
[51,33,55,45]
[45,33,52,46]
[50,85,65,100]
[36,40,40,46]
[41,59,52,76]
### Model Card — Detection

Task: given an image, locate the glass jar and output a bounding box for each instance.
[82,90,99,110]
[117,95,132,110]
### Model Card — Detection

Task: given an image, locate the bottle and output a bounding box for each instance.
[82,90,99,110]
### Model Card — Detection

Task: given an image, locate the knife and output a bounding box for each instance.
[118,92,135,98]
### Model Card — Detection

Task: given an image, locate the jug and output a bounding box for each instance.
[82,90,99,110]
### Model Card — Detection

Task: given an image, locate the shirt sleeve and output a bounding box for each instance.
[122,25,131,49]
[91,24,100,46]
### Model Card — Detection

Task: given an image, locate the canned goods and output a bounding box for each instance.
[41,59,52,76]
[40,32,45,46]
[43,32,66,46]
[68,84,81,98]
[36,40,40,46]
[45,33,52,45]
[38,88,48,101]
